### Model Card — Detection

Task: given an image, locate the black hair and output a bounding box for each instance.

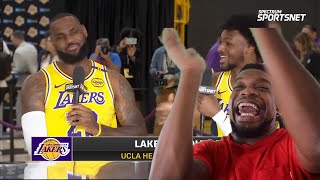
[303,25,317,33]
[220,14,267,59]
[120,27,142,41]
[0,52,12,80]
[0,38,3,52]
[11,31,25,40]
[50,13,80,24]
[239,63,266,73]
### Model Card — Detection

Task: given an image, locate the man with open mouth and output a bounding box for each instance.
[150,28,320,179]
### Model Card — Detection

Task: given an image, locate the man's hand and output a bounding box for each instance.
[94,45,102,56]
[161,28,205,74]
[155,93,175,126]
[165,76,177,89]
[66,104,99,135]
[100,51,111,61]
[197,94,220,117]
[119,38,127,49]
[127,45,136,61]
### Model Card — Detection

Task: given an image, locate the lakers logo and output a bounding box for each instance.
[34,138,70,161]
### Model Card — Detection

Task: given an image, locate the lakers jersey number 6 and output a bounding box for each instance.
[41,60,117,137]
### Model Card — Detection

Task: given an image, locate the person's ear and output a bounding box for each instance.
[244,45,255,55]
[81,25,88,38]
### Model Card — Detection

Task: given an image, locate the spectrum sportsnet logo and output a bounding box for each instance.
[32,137,72,161]
[257,10,306,22]
[199,86,216,95]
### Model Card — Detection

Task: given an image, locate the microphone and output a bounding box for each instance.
[198,68,215,135]
[65,66,87,122]
[65,66,88,101]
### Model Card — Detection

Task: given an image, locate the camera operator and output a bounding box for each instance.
[150,46,179,135]
[89,38,122,73]
[150,46,179,105]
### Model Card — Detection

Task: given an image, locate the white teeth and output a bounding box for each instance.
[238,102,259,110]
[220,56,227,58]
[240,113,255,117]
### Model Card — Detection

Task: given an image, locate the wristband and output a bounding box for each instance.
[94,124,102,136]
[212,110,227,124]
[211,110,232,135]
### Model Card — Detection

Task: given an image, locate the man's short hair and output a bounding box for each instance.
[11,31,25,40]
[96,38,110,47]
[220,14,267,59]
[240,63,266,73]
[303,25,317,33]
[51,13,80,24]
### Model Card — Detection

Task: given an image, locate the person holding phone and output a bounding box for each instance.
[118,27,143,108]
[90,38,122,73]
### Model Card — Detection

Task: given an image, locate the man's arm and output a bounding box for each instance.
[99,53,121,73]
[196,72,232,135]
[21,72,45,114]
[149,28,208,179]
[251,28,320,173]
[150,47,163,76]
[99,70,147,136]
[21,72,46,155]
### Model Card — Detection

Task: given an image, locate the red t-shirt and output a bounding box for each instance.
[193,129,320,180]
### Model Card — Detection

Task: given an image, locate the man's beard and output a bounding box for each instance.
[56,42,89,64]
[230,117,274,138]
[220,64,236,71]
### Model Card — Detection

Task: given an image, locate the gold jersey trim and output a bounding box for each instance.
[102,65,114,102]
[52,60,95,81]
[41,69,50,105]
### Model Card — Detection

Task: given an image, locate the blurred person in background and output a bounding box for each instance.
[89,38,121,73]
[294,32,320,83]
[0,40,17,132]
[150,45,179,135]
[11,31,38,79]
[118,27,143,108]
[302,25,320,47]
[1,38,11,55]
[0,39,13,103]
[39,32,59,69]
[10,31,38,128]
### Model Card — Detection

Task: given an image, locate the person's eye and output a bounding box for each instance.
[233,85,243,91]
[55,35,63,40]
[226,42,232,46]
[256,86,270,92]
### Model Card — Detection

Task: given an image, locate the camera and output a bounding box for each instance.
[154,77,168,87]
[101,46,110,54]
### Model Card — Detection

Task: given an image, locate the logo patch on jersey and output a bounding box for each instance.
[55,82,67,88]
[32,137,71,161]
[217,90,228,94]
[91,78,105,87]
[54,91,105,109]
